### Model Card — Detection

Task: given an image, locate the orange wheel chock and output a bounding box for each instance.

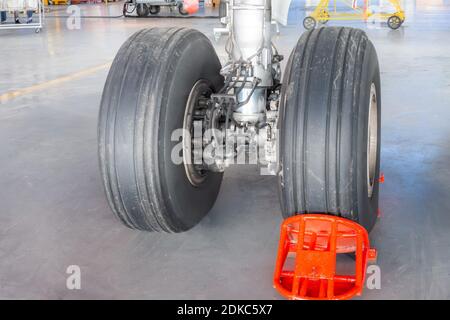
[273,214,377,300]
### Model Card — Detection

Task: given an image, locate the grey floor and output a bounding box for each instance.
[1,0,450,299]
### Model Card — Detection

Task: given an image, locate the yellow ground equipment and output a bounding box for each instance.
[49,0,70,4]
[303,0,405,30]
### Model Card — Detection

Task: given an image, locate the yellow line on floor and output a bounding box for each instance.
[0,62,111,104]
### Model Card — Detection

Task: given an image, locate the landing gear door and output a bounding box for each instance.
[272,0,292,26]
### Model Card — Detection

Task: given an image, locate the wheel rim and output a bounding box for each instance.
[304,17,315,29]
[149,5,159,14]
[183,80,211,187]
[389,16,401,29]
[367,83,378,198]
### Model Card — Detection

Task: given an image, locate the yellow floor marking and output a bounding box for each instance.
[0,62,111,104]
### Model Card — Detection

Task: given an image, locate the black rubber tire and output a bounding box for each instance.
[136,4,149,17]
[303,16,316,30]
[149,5,160,15]
[178,3,189,15]
[278,27,381,232]
[98,28,224,232]
[387,15,402,30]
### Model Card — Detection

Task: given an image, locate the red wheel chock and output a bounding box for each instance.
[273,214,377,300]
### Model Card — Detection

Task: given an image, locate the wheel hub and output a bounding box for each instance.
[183,80,212,187]
[367,83,378,198]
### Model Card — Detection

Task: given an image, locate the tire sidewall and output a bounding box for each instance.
[158,34,224,230]
[355,41,381,231]
[277,28,381,232]
[149,5,161,14]
[137,4,149,17]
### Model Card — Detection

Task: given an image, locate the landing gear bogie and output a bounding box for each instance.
[99,2,381,234]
